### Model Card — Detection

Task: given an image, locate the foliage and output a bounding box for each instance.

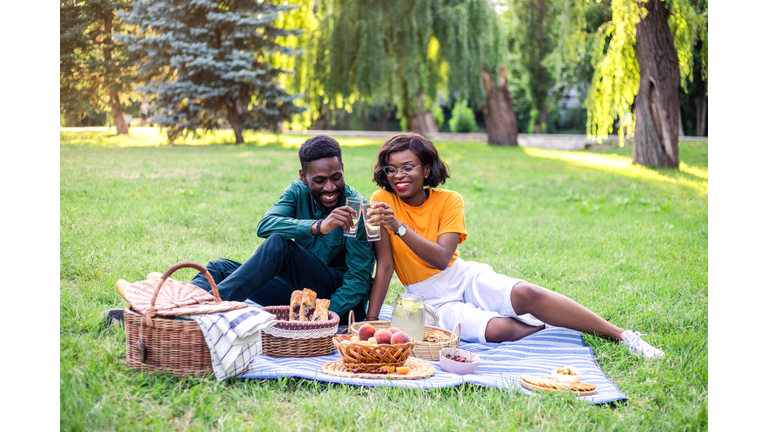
[60,0,137,123]
[270,0,319,129]
[305,0,503,130]
[500,0,611,135]
[60,132,707,430]
[449,100,478,133]
[118,0,305,143]
[584,0,708,144]
[501,0,558,133]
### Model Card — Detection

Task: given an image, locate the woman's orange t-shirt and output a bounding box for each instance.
[370,188,468,286]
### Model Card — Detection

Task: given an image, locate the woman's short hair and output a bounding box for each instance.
[372,133,450,192]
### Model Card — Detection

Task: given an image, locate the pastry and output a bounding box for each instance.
[520,375,596,392]
[289,290,303,321]
[312,299,330,321]
[299,288,317,321]
[424,330,450,343]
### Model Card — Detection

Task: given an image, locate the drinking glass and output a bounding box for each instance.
[344,197,362,238]
[361,202,380,241]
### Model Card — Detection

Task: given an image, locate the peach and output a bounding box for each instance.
[388,327,401,335]
[396,366,410,375]
[374,329,393,344]
[358,323,376,341]
[367,337,378,345]
[390,331,411,345]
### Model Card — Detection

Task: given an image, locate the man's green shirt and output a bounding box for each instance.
[256,179,374,317]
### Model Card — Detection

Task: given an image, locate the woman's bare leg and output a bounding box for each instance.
[510,282,624,342]
[484,317,544,342]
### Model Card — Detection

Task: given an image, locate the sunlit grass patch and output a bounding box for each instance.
[60,127,385,149]
[522,147,708,196]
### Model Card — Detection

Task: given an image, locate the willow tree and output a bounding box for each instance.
[502,0,600,135]
[270,0,319,129]
[586,0,707,168]
[502,0,556,134]
[307,0,515,144]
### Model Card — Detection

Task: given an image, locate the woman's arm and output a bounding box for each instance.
[367,230,395,321]
[368,202,460,270]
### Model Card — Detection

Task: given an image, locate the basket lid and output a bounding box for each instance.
[125,261,247,317]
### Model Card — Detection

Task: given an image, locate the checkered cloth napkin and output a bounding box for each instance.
[186,306,277,381]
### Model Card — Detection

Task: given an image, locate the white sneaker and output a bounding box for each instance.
[620,330,665,359]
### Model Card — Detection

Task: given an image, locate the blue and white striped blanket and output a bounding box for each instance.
[238,305,627,405]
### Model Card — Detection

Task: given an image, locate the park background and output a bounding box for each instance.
[3,1,763,430]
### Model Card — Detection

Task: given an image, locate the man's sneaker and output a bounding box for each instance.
[620,330,665,359]
[101,308,124,328]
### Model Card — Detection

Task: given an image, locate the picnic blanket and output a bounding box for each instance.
[238,304,627,405]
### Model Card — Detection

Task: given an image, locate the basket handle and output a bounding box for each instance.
[150,260,221,309]
[450,322,461,342]
[348,310,356,327]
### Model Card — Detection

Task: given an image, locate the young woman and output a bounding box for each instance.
[364,133,664,359]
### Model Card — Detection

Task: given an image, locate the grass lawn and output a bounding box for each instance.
[60,128,708,431]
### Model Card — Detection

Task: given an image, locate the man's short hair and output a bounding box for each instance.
[299,135,342,171]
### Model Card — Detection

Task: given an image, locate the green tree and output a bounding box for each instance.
[585,0,707,168]
[270,0,319,129]
[306,0,516,144]
[60,0,134,134]
[502,0,557,134]
[119,0,305,144]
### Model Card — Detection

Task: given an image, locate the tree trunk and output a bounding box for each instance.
[227,104,245,144]
[109,90,129,134]
[408,92,438,135]
[633,0,680,168]
[482,67,518,146]
[695,94,707,136]
[314,107,331,130]
[102,10,129,135]
[376,109,388,131]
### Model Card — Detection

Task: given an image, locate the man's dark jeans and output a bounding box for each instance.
[190,234,365,323]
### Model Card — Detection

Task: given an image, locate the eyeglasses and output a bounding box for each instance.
[383,164,422,176]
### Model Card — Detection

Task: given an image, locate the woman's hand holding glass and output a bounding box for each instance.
[366,202,402,233]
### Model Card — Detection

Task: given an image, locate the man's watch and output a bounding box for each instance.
[394,223,407,238]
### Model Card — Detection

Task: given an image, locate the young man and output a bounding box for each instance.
[189,135,375,323]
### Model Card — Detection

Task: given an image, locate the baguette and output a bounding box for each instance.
[115,279,130,303]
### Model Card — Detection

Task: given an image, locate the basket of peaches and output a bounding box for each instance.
[333,323,416,373]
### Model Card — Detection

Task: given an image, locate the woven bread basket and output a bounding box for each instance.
[260,306,340,358]
[347,311,460,361]
[333,335,416,372]
[124,261,239,377]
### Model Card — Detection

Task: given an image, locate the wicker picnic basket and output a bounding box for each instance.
[347,312,460,361]
[260,306,340,358]
[124,261,247,378]
[333,335,416,372]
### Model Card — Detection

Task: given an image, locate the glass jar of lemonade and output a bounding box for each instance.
[390,294,439,342]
